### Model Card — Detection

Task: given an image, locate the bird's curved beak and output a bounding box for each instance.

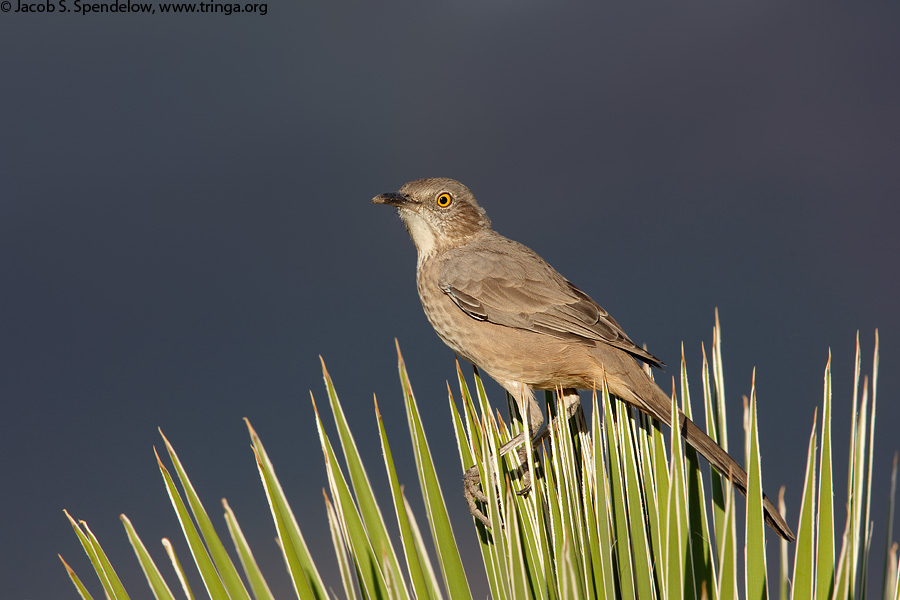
[371,191,412,208]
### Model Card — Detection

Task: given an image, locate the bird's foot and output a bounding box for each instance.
[515,445,532,497]
[463,465,492,528]
[464,444,538,527]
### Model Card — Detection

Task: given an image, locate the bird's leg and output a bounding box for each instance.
[559,388,586,442]
[464,382,542,527]
[516,388,582,493]
[560,388,582,420]
[534,388,582,445]
[512,385,543,495]
[497,395,563,455]
[464,388,586,525]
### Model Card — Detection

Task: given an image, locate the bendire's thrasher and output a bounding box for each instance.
[373,177,794,542]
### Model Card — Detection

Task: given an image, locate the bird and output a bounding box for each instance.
[372,177,794,542]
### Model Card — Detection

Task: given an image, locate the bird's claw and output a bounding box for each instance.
[463,465,492,528]
[464,443,537,527]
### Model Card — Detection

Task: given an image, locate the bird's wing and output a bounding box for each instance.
[438,237,664,368]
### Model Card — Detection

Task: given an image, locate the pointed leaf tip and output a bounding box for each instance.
[158,428,173,450]
[244,418,260,443]
[58,554,75,574]
[63,509,78,528]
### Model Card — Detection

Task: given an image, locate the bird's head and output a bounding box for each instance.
[372,178,491,256]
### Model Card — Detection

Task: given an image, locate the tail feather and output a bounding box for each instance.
[679,415,795,542]
[597,351,794,541]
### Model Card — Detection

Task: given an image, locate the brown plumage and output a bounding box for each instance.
[373,177,794,542]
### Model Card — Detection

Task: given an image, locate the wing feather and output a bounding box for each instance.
[438,235,664,368]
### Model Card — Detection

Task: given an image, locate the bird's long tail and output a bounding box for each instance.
[620,369,796,542]
[678,411,795,541]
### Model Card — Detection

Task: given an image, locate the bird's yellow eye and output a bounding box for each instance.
[436,192,453,208]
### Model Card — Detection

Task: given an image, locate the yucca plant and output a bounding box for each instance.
[61,315,897,599]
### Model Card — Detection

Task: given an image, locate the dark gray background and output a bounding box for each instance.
[2,2,898,598]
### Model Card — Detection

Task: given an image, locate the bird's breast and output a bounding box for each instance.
[416,260,474,361]
[415,257,599,390]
